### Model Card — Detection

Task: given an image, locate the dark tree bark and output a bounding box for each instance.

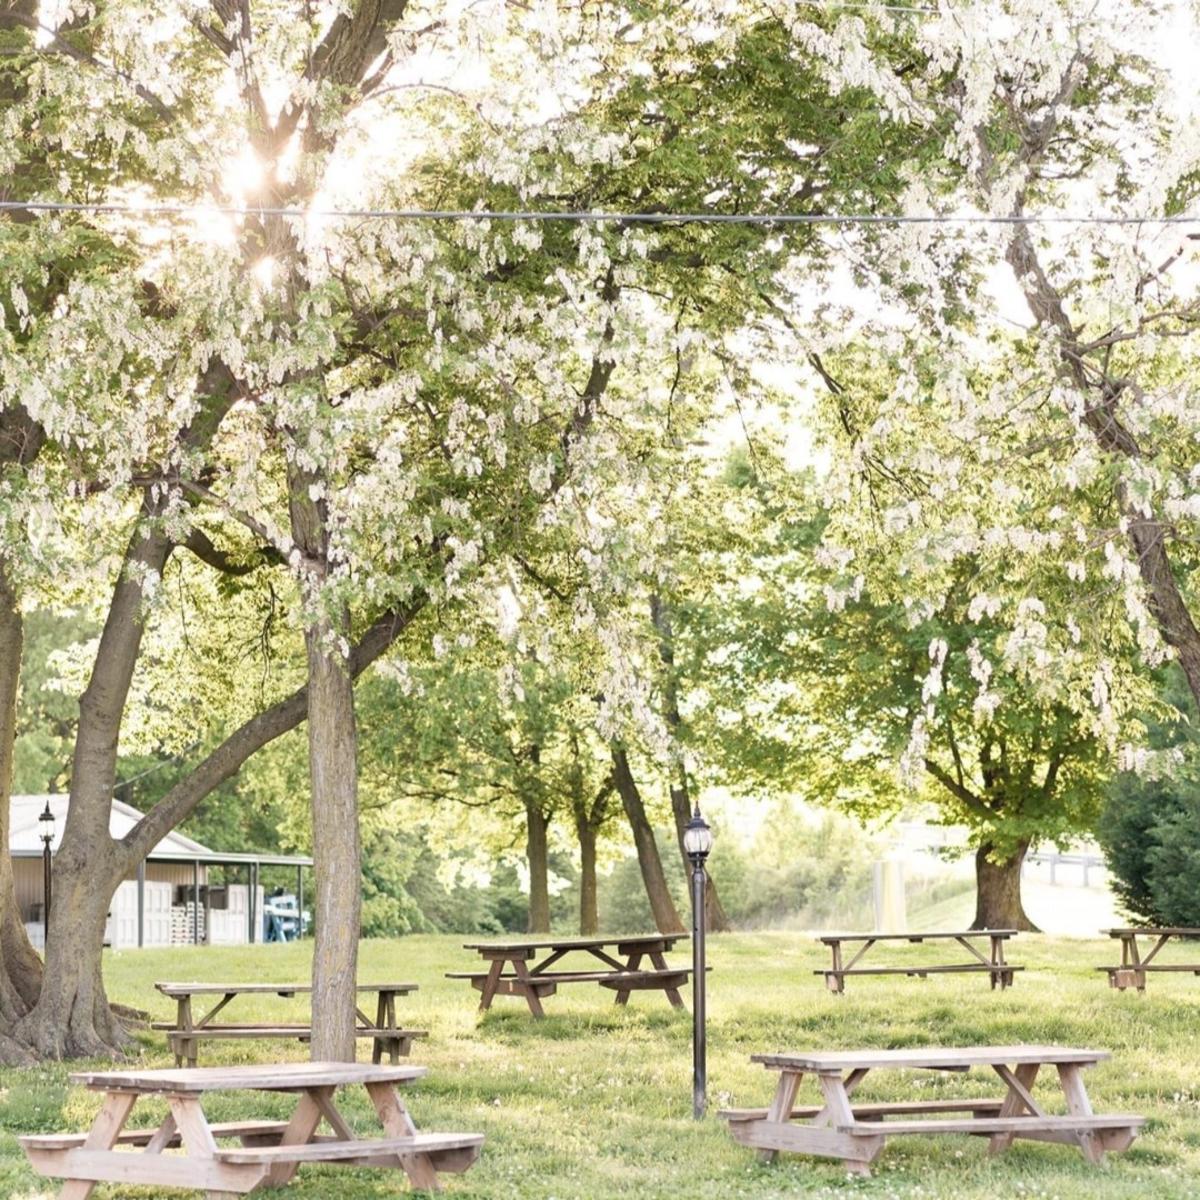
[649,595,732,931]
[524,800,551,934]
[0,554,41,1064]
[0,409,46,1059]
[576,811,599,936]
[16,510,173,1058]
[289,462,361,1063]
[569,743,613,936]
[611,746,685,934]
[972,841,1038,932]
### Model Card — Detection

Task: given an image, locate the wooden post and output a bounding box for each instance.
[192,860,201,945]
[136,861,145,949]
[248,863,258,944]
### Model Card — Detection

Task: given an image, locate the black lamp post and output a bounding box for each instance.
[38,800,55,943]
[683,804,713,1119]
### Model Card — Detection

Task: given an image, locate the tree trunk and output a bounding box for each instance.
[971,841,1038,932]
[0,554,42,1063]
[575,809,598,936]
[290,470,361,1063]
[525,801,551,934]
[611,746,685,934]
[649,595,732,931]
[16,512,173,1058]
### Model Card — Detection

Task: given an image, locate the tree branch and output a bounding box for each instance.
[119,591,428,866]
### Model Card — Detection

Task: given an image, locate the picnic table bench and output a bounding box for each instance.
[1097,927,1200,991]
[153,982,426,1067]
[19,1061,483,1198]
[721,1045,1143,1177]
[447,934,694,1017]
[816,930,1022,993]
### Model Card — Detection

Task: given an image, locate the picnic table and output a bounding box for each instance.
[721,1045,1143,1177]
[154,981,426,1067]
[447,934,694,1017]
[19,1061,483,1198]
[816,930,1022,993]
[1098,927,1200,991]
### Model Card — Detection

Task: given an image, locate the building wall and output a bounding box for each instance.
[14,855,264,950]
[13,858,210,924]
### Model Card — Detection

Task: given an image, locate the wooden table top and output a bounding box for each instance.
[461,934,686,952]
[751,1046,1109,1072]
[71,1062,428,1095]
[1102,927,1200,937]
[816,930,1018,944]
[155,982,419,996]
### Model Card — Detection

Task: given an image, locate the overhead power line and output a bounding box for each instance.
[0,199,1197,226]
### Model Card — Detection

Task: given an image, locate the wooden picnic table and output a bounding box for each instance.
[721,1044,1143,1177]
[447,933,694,1017]
[19,1061,483,1198]
[154,982,425,1067]
[816,930,1022,993]
[1098,927,1200,991]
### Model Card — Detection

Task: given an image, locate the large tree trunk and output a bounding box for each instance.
[525,802,551,934]
[971,841,1038,932]
[611,746,685,934]
[0,554,42,1063]
[575,808,599,936]
[649,596,732,931]
[16,514,173,1058]
[290,470,361,1063]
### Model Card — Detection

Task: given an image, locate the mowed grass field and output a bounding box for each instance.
[1,932,1198,1198]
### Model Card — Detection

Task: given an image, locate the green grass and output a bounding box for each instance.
[2,932,1199,1198]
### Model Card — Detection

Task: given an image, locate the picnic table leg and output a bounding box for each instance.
[366,1081,440,1192]
[477,958,506,1012]
[260,1087,331,1187]
[56,1090,138,1200]
[1118,936,1147,993]
[987,1062,1040,1155]
[144,1111,178,1154]
[166,1094,253,1200]
[990,935,1010,990]
[1057,1063,1104,1164]
[827,941,845,994]
[174,997,192,1068]
[648,949,686,1010]
[512,957,546,1018]
[372,992,387,1065]
[614,952,644,1007]
[386,992,400,1063]
[758,1069,803,1163]
[816,1072,876,1177]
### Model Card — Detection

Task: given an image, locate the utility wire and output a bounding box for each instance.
[0,199,1196,225]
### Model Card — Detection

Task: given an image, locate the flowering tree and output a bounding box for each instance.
[782,1,1200,728]
[0,0,873,1059]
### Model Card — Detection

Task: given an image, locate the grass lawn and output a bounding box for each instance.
[1,931,1198,1198]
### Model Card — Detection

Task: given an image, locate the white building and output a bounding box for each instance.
[10,795,312,950]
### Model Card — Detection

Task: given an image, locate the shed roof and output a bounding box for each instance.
[9,795,312,867]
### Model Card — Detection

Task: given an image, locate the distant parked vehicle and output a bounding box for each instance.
[263,892,310,941]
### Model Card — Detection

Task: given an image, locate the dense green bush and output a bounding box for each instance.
[1097,765,1200,927]
[1096,669,1200,928]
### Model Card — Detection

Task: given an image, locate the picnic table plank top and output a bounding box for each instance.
[816,930,1017,944]
[1102,927,1200,937]
[751,1046,1109,1071]
[154,981,419,996]
[70,1062,427,1094]
[461,933,686,952]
